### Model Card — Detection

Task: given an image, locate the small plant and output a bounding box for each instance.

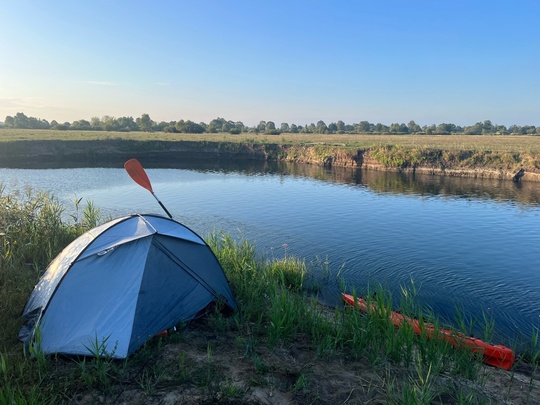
[28,326,48,375]
[219,380,244,400]
[138,365,164,396]
[267,289,302,346]
[177,351,194,382]
[253,355,269,373]
[405,356,436,404]
[78,335,118,389]
[292,372,309,394]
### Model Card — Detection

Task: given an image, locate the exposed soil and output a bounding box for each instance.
[73,318,540,405]
[1,139,539,182]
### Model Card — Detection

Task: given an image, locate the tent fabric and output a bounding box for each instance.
[19,214,237,358]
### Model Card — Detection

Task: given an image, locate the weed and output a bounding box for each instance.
[219,380,244,400]
[138,365,164,396]
[292,372,309,393]
[78,335,118,390]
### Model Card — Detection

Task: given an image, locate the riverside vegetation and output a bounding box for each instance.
[1,188,540,404]
[1,129,540,182]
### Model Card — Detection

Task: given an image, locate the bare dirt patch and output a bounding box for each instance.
[74,319,539,404]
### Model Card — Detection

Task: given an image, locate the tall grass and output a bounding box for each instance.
[0,187,100,351]
[0,188,535,403]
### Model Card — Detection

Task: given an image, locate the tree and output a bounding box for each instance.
[328,122,338,133]
[136,113,154,132]
[221,120,232,132]
[90,117,102,130]
[407,120,421,133]
[55,122,71,130]
[389,123,401,133]
[280,122,290,133]
[257,121,266,132]
[198,122,208,132]
[374,123,388,133]
[13,112,30,128]
[71,119,92,130]
[115,116,137,132]
[336,120,345,132]
[266,121,276,130]
[153,121,168,132]
[435,123,455,134]
[522,125,537,134]
[208,118,226,133]
[175,120,186,132]
[184,120,205,133]
[464,122,483,135]
[482,120,493,134]
[100,116,118,131]
[355,121,372,133]
[494,124,508,135]
[316,120,328,133]
[4,116,14,128]
[233,121,245,132]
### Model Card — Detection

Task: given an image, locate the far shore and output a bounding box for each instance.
[1,129,540,182]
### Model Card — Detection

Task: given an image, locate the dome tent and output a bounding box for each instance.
[19,214,237,358]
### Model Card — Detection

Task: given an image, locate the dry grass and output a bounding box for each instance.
[2,129,540,154]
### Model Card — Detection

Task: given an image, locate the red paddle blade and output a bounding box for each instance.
[124,159,153,193]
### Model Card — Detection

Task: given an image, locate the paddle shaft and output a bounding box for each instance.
[151,192,173,219]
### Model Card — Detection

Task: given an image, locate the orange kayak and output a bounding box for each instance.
[342,293,515,370]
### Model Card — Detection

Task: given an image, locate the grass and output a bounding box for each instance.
[2,128,540,177]
[1,188,539,403]
[2,128,540,154]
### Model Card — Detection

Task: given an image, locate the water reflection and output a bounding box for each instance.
[3,157,539,206]
[1,158,539,349]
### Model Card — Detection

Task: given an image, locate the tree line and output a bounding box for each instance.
[2,112,539,135]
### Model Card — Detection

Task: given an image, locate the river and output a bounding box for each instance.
[1,159,539,349]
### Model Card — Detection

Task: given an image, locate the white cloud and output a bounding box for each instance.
[84,81,120,86]
[0,97,48,110]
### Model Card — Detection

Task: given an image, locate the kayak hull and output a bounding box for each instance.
[342,293,515,371]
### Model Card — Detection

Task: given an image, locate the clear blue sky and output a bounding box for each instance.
[1,1,539,127]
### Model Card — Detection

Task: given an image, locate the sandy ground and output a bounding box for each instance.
[74,319,539,405]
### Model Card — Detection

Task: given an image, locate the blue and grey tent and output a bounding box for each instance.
[19,214,237,358]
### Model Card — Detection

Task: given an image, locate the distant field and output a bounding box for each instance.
[2,128,540,154]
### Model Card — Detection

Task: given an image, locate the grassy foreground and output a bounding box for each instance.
[1,189,539,403]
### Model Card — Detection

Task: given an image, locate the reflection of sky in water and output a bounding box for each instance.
[1,166,539,347]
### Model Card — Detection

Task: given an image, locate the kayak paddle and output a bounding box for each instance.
[124,158,173,219]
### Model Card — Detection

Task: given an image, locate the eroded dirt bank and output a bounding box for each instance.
[1,139,539,182]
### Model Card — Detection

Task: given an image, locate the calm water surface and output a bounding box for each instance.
[1,161,539,348]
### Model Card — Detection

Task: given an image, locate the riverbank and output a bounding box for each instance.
[1,130,540,181]
[1,188,539,404]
